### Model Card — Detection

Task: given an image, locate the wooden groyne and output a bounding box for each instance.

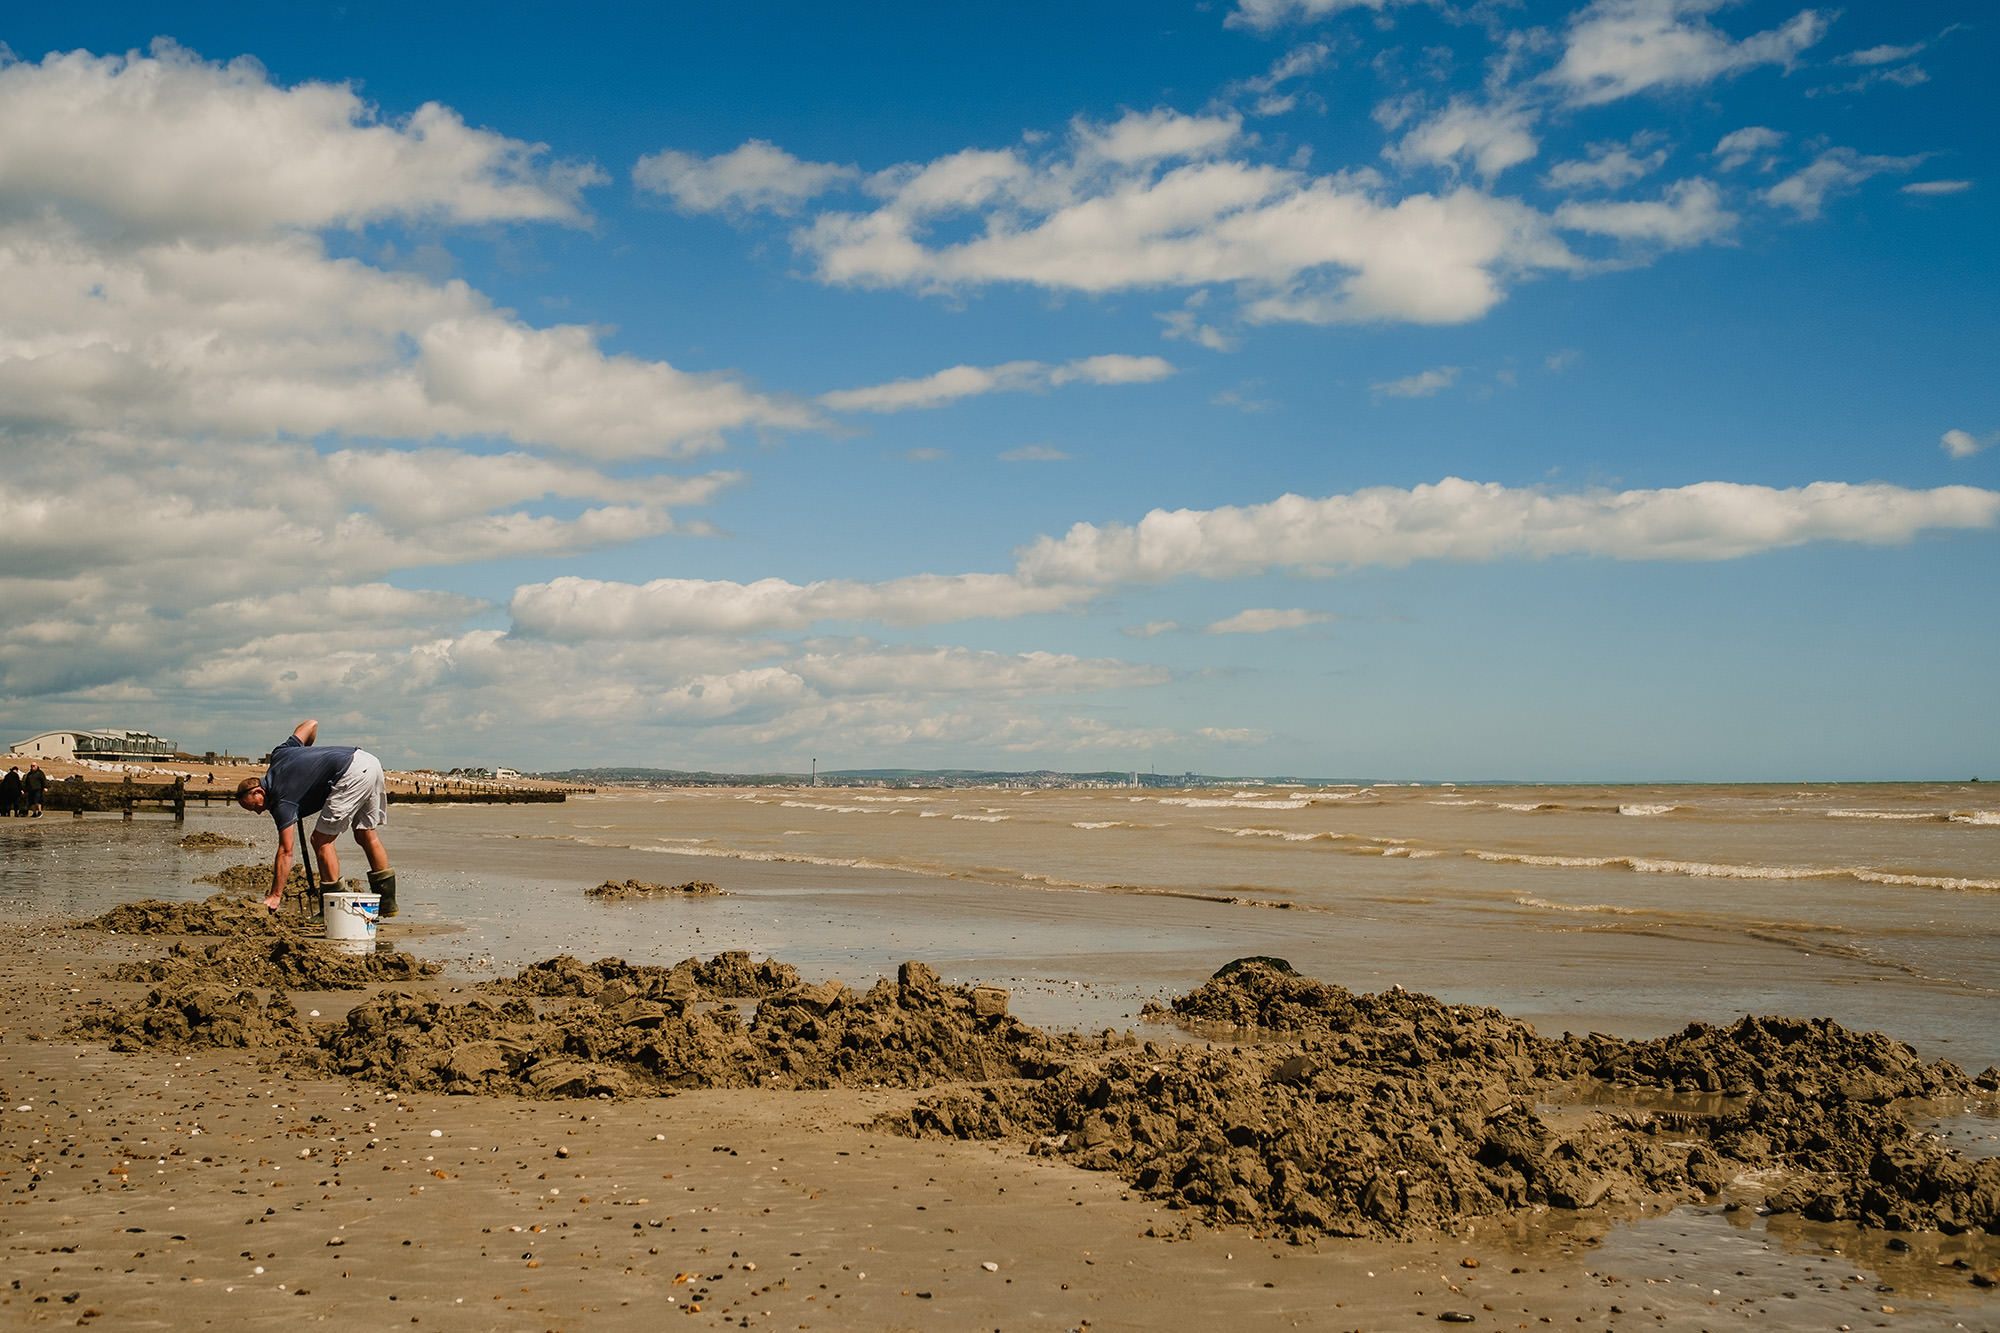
[39,776,573,819]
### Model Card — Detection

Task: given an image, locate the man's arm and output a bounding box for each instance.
[269,822,296,907]
[291,719,319,746]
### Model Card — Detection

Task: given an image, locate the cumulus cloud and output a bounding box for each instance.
[507,572,1097,640]
[1712,126,1786,172]
[788,109,1580,328]
[1387,98,1541,181]
[1206,608,1332,633]
[1555,177,1736,245]
[1227,0,1417,31]
[1198,726,1273,744]
[819,354,1172,413]
[633,139,857,215]
[1372,366,1460,399]
[1552,0,1828,106]
[1015,478,2000,585]
[0,41,602,237]
[1942,429,1992,460]
[1764,148,1926,219]
[0,45,815,459]
[1542,137,1670,191]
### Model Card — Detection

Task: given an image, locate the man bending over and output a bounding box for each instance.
[234,719,398,916]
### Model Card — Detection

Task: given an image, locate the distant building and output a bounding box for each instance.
[9,729,179,762]
[494,767,521,780]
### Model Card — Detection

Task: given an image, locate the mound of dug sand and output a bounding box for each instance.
[175,830,251,850]
[194,861,309,896]
[328,960,1109,1098]
[479,950,798,1001]
[889,960,1997,1241]
[82,890,286,936]
[64,952,2000,1243]
[112,935,441,990]
[73,985,313,1053]
[584,877,724,899]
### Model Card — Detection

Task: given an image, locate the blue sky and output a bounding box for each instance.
[0,0,1992,779]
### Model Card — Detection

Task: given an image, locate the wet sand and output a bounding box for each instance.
[5,920,1999,1330]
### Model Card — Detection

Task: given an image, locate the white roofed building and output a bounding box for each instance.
[8,729,179,762]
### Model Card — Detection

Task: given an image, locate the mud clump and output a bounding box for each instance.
[194,861,309,898]
[62,947,1997,1242]
[891,962,1994,1242]
[71,985,314,1054]
[83,890,288,937]
[175,831,252,851]
[479,951,798,1003]
[112,935,441,990]
[343,959,1106,1098]
[585,878,724,899]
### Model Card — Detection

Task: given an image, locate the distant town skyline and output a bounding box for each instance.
[1,2,1993,780]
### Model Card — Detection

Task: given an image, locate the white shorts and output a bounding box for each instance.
[317,750,387,837]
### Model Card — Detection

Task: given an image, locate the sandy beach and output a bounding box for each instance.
[3,825,1998,1331]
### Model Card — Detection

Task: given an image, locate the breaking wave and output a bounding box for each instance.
[1619,803,1682,816]
[1470,849,2000,892]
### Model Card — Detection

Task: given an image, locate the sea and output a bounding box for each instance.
[3,780,1997,1071]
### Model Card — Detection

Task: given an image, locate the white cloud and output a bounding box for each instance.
[1226,43,1332,111]
[0,224,815,456]
[1388,99,1541,181]
[0,42,602,237]
[1158,291,1237,351]
[1712,126,1786,172]
[819,354,1172,413]
[1809,64,1930,97]
[507,572,1096,640]
[1942,430,1992,461]
[1016,478,2000,585]
[1227,0,1417,31]
[1074,110,1242,166]
[1902,180,1971,197]
[1123,621,1181,638]
[1000,444,1072,462]
[1372,366,1460,398]
[1555,177,1736,246]
[1833,43,1918,67]
[633,139,857,215]
[1552,0,1828,106]
[1206,608,1332,633]
[1198,726,1273,744]
[0,46,816,460]
[1763,148,1925,220]
[1542,139,1670,191]
[792,645,1164,697]
[791,111,1581,327]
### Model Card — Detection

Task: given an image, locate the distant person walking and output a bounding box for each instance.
[22,763,46,817]
[0,766,21,817]
[234,719,398,916]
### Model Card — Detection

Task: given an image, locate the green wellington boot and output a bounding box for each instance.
[367,867,398,918]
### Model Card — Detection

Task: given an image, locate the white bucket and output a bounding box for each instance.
[322,891,381,943]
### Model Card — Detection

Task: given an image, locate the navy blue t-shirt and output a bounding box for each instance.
[262,737,358,830]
